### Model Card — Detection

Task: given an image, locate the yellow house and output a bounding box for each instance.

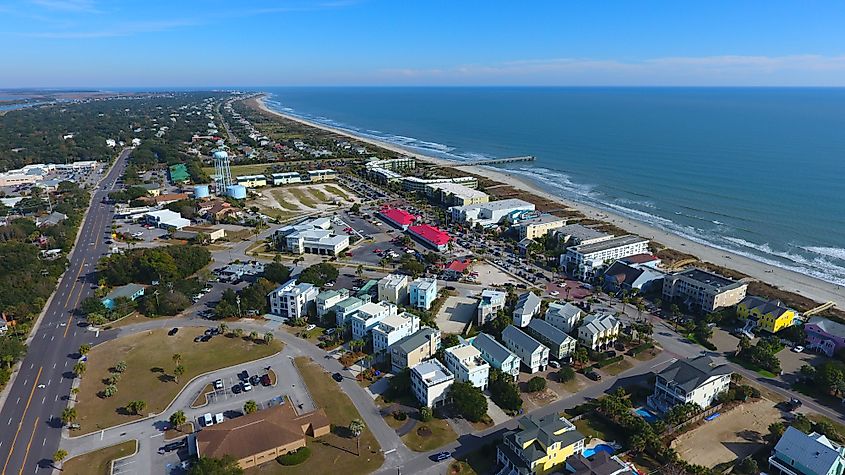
[496,414,585,474]
[737,296,795,333]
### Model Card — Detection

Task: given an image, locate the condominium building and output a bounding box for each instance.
[402,175,478,193]
[332,296,365,327]
[390,327,441,373]
[662,268,748,313]
[526,319,577,360]
[372,312,420,355]
[267,280,318,320]
[350,301,398,340]
[426,182,490,207]
[444,343,490,390]
[236,175,267,188]
[470,333,521,379]
[270,172,302,185]
[409,277,438,310]
[450,199,535,228]
[307,169,336,182]
[502,325,550,373]
[545,302,582,334]
[563,235,650,279]
[477,289,507,326]
[554,224,613,246]
[378,273,409,305]
[577,314,621,351]
[410,359,455,407]
[513,213,567,240]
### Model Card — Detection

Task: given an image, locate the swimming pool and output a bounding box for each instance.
[582,444,615,458]
[634,407,658,423]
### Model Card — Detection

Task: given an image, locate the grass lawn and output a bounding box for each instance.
[602,358,633,376]
[309,188,330,202]
[75,327,282,433]
[165,422,194,440]
[202,163,273,176]
[453,443,497,475]
[289,188,318,208]
[402,417,458,452]
[324,185,351,201]
[573,413,625,444]
[251,357,385,475]
[383,410,409,429]
[269,190,301,211]
[62,440,137,475]
[728,355,778,378]
[191,383,213,408]
[633,348,661,361]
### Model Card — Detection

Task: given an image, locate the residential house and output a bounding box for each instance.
[502,325,550,373]
[443,259,472,281]
[737,296,796,334]
[36,211,67,228]
[496,414,585,475]
[513,292,541,327]
[444,343,490,390]
[769,426,845,475]
[526,319,577,360]
[577,314,621,351]
[372,312,420,355]
[410,359,454,408]
[378,274,409,305]
[563,235,650,280]
[662,268,748,313]
[545,302,582,334]
[565,452,637,475]
[390,327,441,373]
[316,289,349,319]
[350,301,398,340]
[470,333,521,379]
[806,317,845,357]
[477,289,507,326]
[267,280,318,321]
[409,277,438,310]
[101,283,145,310]
[648,355,732,413]
[332,296,365,328]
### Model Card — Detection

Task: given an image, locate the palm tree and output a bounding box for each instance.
[78,344,91,356]
[61,407,77,425]
[127,400,146,415]
[218,323,229,335]
[263,332,274,345]
[243,400,258,414]
[72,362,86,377]
[114,360,127,373]
[70,387,80,402]
[249,331,259,342]
[234,328,244,338]
[169,410,187,430]
[53,449,68,466]
[173,364,185,383]
[171,353,182,366]
[103,384,117,398]
[349,419,365,456]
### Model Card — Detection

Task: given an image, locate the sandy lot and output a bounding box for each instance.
[251,183,358,218]
[436,295,478,334]
[671,398,781,468]
[471,262,521,286]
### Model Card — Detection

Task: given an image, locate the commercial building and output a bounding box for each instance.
[769,426,845,475]
[378,273,409,305]
[101,283,146,310]
[513,292,541,327]
[737,296,796,334]
[450,199,535,228]
[444,343,490,390]
[408,224,451,251]
[268,280,318,320]
[410,359,455,407]
[477,289,507,326]
[351,301,398,340]
[402,175,478,193]
[372,312,420,355]
[577,314,621,351]
[171,225,226,242]
[442,258,472,280]
[648,355,732,413]
[153,193,189,205]
[169,164,189,183]
[390,327,441,373]
[526,319,577,360]
[563,235,650,279]
[426,182,489,207]
[513,213,567,240]
[555,224,613,246]
[272,218,350,256]
[662,268,748,313]
[316,289,349,319]
[379,207,416,230]
[142,209,190,230]
[502,325,549,373]
[806,317,845,357]
[470,332,521,379]
[409,277,438,310]
[236,175,268,188]
[270,172,302,185]
[332,296,365,327]
[194,402,329,470]
[496,414,585,475]
[545,302,582,334]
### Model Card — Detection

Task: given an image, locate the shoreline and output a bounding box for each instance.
[253,95,842,308]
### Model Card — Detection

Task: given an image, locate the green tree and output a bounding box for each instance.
[419,406,433,422]
[172,353,182,365]
[72,362,86,377]
[53,449,68,463]
[127,400,146,415]
[249,331,259,342]
[103,384,117,398]
[262,262,291,284]
[169,410,187,430]
[188,455,244,475]
[218,323,229,335]
[488,369,522,412]
[526,376,547,393]
[114,360,127,373]
[61,407,77,425]
[449,381,488,422]
[243,400,258,414]
[557,366,576,383]
[572,347,589,366]
[349,419,365,456]
[78,344,91,356]
[173,364,185,383]
[263,332,274,345]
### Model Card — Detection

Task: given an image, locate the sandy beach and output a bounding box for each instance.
[254,96,843,308]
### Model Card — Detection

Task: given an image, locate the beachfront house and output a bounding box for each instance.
[737,296,796,334]
[769,426,845,475]
[496,414,585,475]
[648,355,732,413]
[806,317,845,357]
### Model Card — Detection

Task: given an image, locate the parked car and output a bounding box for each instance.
[792,345,805,353]
[430,451,451,462]
[242,381,253,392]
[332,373,344,382]
[239,370,250,381]
[214,413,224,424]
[249,375,261,386]
[168,328,179,336]
[213,379,223,390]
[586,371,602,381]
[202,413,214,426]
[232,384,242,395]
[548,360,560,369]
[261,374,271,386]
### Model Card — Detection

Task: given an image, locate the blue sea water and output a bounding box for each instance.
[260,87,845,286]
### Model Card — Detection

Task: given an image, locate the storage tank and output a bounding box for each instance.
[226,185,247,199]
[212,150,229,160]
[193,184,210,199]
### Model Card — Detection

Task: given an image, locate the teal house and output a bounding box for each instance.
[101,283,146,310]
[769,426,845,475]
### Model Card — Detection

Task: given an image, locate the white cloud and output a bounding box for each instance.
[30,0,99,12]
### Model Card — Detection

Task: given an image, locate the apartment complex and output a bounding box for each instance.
[350,301,398,340]
[563,235,650,279]
[267,280,318,320]
[378,273,409,305]
[513,213,567,240]
[662,268,748,313]
[577,314,621,351]
[372,312,420,354]
[526,319,577,360]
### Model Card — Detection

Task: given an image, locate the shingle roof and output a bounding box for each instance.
[657,355,732,392]
[567,451,634,475]
[740,296,791,318]
[514,292,541,316]
[471,333,517,364]
[773,427,845,475]
[506,414,583,465]
[581,314,620,336]
[503,325,545,352]
[395,327,439,353]
[527,319,575,347]
[809,317,845,339]
[104,283,145,301]
[547,302,581,321]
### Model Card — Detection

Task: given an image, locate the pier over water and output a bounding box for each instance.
[444,155,535,167]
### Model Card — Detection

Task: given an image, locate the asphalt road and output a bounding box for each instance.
[0,149,129,475]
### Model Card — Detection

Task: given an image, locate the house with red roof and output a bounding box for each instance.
[408,224,451,251]
[443,259,472,280]
[379,207,416,230]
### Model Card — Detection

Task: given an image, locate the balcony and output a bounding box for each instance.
[767,455,801,475]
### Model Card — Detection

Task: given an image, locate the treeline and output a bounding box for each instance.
[98,245,211,286]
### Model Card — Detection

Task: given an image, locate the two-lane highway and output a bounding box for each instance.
[0,149,130,475]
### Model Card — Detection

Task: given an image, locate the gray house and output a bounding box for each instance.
[526,319,577,360]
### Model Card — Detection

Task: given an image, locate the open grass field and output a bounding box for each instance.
[402,417,458,452]
[288,188,318,208]
[62,440,137,475]
[246,358,385,475]
[74,327,282,433]
[572,413,625,444]
[308,187,330,202]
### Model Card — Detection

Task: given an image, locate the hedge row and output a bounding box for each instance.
[593,355,624,369]
[628,342,654,356]
[276,447,311,466]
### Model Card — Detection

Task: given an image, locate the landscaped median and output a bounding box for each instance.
[73,326,282,433]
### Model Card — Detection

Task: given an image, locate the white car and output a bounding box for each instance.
[549,291,560,296]
[202,413,214,426]
[306,324,316,331]
[792,345,805,353]
[213,379,223,390]
[214,413,224,424]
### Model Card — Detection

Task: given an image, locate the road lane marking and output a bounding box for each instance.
[2,366,41,475]
[63,277,88,338]
[18,418,40,475]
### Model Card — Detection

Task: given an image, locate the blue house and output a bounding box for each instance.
[769,426,845,475]
[101,283,146,310]
[470,332,521,379]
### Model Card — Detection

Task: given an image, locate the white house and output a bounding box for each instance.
[502,325,549,374]
[563,235,650,280]
[470,333,521,379]
[648,355,732,413]
[372,312,420,355]
[378,274,409,305]
[577,314,621,351]
[444,343,490,390]
[477,289,507,326]
[351,301,398,340]
[513,291,541,327]
[545,302,582,334]
[267,280,318,321]
[409,277,438,310]
[411,359,455,408]
[316,289,349,319]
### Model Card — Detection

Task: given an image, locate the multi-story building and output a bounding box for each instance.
[577,314,621,351]
[545,302,582,334]
[350,301,398,340]
[372,312,420,355]
[409,277,438,310]
[554,224,613,247]
[272,218,350,256]
[502,325,549,373]
[470,333,521,379]
[444,343,490,390]
[316,289,349,319]
[805,317,845,357]
[378,273,409,305]
[513,213,567,240]
[737,296,796,334]
[450,199,535,228]
[236,175,267,188]
[402,175,478,193]
[426,182,490,207]
[563,235,650,280]
[496,414,585,475]
[390,327,441,373]
[267,280,318,320]
[410,359,455,407]
[513,291,541,327]
[526,319,577,360]
[662,268,748,313]
[333,296,365,327]
[307,169,336,182]
[477,289,507,326]
[270,172,302,185]
[647,355,732,413]
[769,426,845,475]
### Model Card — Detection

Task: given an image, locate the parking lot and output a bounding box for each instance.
[436,295,478,334]
[111,219,169,249]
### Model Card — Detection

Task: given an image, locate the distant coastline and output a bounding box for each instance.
[252,93,842,309]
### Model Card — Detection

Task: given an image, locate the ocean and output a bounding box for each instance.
[260,87,845,286]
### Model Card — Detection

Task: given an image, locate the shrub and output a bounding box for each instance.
[593,355,624,369]
[419,406,433,422]
[276,447,311,466]
[628,342,654,356]
[557,366,576,383]
[734,457,758,475]
[392,411,407,421]
[525,376,546,393]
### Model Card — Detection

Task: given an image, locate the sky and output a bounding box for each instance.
[2,0,845,87]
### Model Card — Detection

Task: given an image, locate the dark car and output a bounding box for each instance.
[239,370,250,381]
[199,335,212,342]
[168,328,179,336]
[159,440,184,453]
[193,335,203,343]
[586,371,602,381]
[231,384,242,395]
[249,375,261,386]
[430,451,451,462]
[261,374,271,386]
[332,373,344,382]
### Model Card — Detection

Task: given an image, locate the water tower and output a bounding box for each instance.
[212,150,233,195]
